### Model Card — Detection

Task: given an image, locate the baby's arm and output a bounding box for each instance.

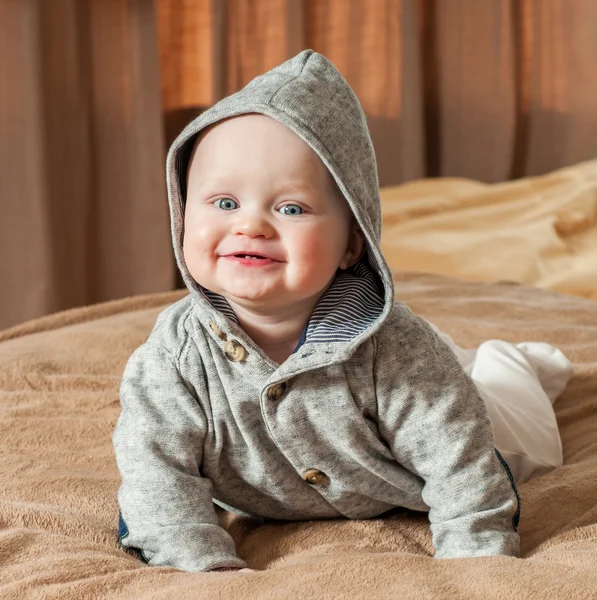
[374,307,520,559]
[113,342,247,572]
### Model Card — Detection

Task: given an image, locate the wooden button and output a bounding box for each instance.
[303,469,328,486]
[266,382,287,401]
[224,339,246,362]
[209,321,227,340]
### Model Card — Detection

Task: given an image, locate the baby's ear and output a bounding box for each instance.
[339,225,366,270]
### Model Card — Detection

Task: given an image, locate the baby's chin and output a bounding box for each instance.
[194,278,284,305]
[217,286,293,310]
[205,281,327,316]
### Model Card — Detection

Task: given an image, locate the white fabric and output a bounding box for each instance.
[429,325,574,484]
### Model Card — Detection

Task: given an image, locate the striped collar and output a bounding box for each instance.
[202,260,385,349]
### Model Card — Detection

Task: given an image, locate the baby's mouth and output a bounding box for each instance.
[222,252,281,266]
[235,254,267,260]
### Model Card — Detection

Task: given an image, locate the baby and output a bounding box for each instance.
[113,50,573,573]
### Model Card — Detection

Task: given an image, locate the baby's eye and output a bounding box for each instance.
[278,204,303,216]
[214,198,238,210]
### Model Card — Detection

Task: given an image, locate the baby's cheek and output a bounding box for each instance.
[292,235,342,283]
[182,231,212,282]
[309,228,345,264]
[184,221,218,260]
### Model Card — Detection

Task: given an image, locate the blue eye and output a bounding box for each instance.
[279,204,303,216]
[215,198,238,210]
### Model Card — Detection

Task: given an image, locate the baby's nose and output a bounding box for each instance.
[232,212,276,238]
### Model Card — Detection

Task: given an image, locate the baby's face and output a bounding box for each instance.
[183,114,356,312]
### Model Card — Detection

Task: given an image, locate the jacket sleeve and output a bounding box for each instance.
[112,341,247,572]
[374,308,520,559]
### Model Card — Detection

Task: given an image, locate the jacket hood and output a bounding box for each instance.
[165,50,395,364]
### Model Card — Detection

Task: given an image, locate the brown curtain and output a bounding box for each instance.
[158,0,597,185]
[2,0,597,329]
[0,0,173,330]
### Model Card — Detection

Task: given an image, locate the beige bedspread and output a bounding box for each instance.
[1,272,597,599]
[380,159,597,301]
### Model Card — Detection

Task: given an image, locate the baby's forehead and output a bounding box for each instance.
[187,114,340,189]
[183,117,352,218]
[191,114,308,156]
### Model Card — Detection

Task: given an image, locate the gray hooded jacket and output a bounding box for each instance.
[113,50,520,572]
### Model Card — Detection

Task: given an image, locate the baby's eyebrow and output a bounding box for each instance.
[196,178,235,192]
[196,179,320,198]
[276,185,318,197]
[192,180,240,199]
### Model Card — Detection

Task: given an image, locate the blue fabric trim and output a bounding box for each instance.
[292,325,308,353]
[203,289,239,324]
[494,448,521,531]
[118,512,149,563]
[303,262,384,342]
[118,511,129,544]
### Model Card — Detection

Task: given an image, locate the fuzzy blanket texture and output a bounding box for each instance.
[1,271,596,599]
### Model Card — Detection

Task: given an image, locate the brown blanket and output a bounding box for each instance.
[1,272,596,599]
